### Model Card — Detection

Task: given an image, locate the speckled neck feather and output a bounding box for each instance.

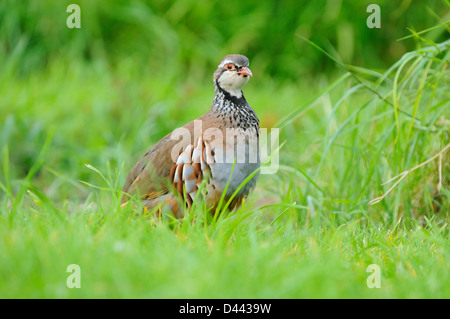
[211,83,259,134]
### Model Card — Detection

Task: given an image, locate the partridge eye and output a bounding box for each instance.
[225,64,234,70]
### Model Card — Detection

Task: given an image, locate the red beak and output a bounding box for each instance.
[237,66,253,77]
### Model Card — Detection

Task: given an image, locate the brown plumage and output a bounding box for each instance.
[121,54,260,217]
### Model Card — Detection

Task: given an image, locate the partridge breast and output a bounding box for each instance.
[171,128,260,211]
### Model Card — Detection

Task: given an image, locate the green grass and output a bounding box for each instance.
[1,205,449,298]
[1,2,449,298]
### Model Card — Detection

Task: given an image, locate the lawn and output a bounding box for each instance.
[0,0,449,299]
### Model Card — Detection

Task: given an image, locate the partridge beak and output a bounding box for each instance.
[237,66,253,77]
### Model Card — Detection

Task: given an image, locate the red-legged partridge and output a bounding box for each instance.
[121,54,260,217]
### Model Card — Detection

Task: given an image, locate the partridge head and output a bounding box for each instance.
[214,54,253,98]
[122,54,260,217]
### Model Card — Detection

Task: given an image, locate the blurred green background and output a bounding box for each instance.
[1,0,448,78]
[1,0,448,193]
[1,0,449,299]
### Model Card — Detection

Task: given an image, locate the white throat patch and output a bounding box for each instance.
[217,71,249,98]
